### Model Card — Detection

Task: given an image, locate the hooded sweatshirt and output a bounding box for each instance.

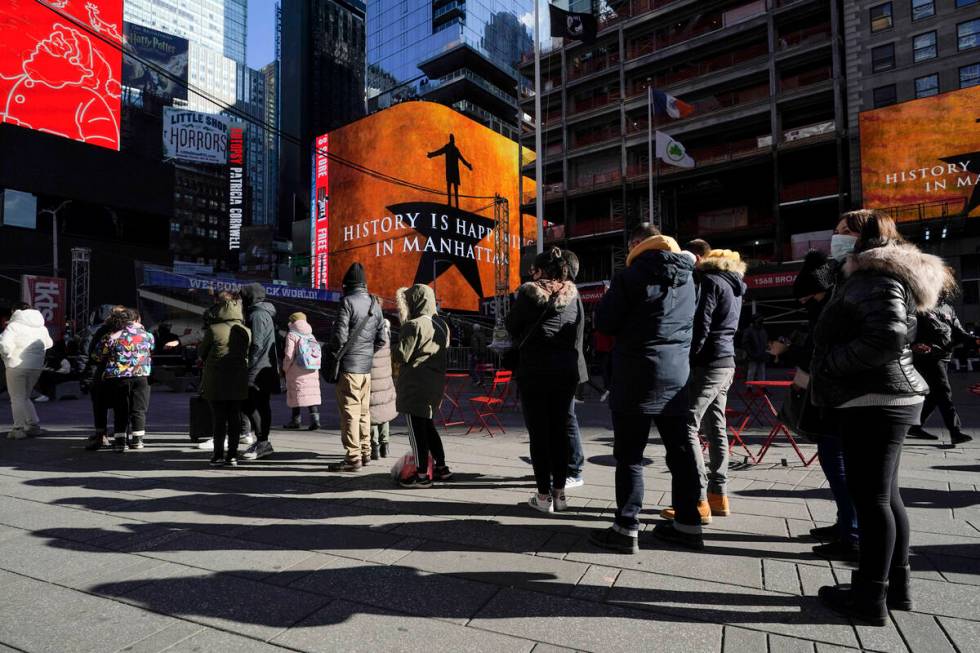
[597,235,697,416]
[199,300,251,402]
[691,249,747,368]
[240,283,279,387]
[394,284,449,418]
[0,309,53,370]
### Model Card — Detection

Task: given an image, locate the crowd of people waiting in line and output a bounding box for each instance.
[1,209,977,628]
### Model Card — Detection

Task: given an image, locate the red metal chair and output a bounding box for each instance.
[466,370,512,436]
[697,407,757,464]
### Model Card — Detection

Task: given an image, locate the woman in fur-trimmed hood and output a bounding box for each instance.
[506,248,585,514]
[691,248,746,368]
[810,212,947,626]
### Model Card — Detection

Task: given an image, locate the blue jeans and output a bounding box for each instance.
[567,397,584,478]
[817,434,858,544]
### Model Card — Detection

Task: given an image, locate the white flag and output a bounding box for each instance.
[655,131,695,168]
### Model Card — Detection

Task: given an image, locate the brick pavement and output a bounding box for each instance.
[0,376,977,652]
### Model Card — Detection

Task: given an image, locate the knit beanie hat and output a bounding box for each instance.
[343,262,367,288]
[289,312,306,323]
[793,250,836,299]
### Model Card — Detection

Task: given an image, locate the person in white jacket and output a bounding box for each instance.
[0,306,54,438]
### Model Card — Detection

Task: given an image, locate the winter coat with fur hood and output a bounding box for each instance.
[394,285,449,419]
[692,249,746,368]
[811,242,945,408]
[0,309,53,370]
[505,279,584,381]
[597,235,697,416]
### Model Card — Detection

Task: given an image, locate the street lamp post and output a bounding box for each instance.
[38,200,72,278]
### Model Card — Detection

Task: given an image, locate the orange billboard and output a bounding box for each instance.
[317,101,535,311]
[860,85,980,220]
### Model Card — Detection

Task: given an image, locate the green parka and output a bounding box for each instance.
[394,284,449,419]
[198,300,252,402]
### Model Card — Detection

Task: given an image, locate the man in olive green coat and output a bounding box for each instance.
[198,297,251,465]
[394,284,452,487]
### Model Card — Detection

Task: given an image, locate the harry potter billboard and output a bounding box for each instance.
[860,85,980,220]
[313,101,536,311]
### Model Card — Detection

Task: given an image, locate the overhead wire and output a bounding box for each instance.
[29,0,501,202]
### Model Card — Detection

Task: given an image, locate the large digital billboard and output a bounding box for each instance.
[123,22,189,102]
[860,85,980,219]
[0,0,123,150]
[315,101,536,311]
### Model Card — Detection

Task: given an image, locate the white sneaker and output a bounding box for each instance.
[564,476,584,489]
[552,493,568,512]
[240,432,257,447]
[242,440,273,460]
[528,493,554,514]
[196,438,214,451]
[600,391,610,403]
[33,395,50,403]
[6,428,26,440]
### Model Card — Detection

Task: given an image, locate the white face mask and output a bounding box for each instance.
[830,234,857,260]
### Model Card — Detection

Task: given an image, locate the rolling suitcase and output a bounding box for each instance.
[189,395,212,441]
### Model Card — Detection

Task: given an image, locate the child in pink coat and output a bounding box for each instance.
[282,312,322,429]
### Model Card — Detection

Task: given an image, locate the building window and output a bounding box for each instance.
[957,0,979,7]
[915,74,939,97]
[871,43,896,71]
[873,84,897,107]
[958,19,980,50]
[960,63,980,87]
[913,32,938,61]
[912,0,935,20]
[870,3,893,31]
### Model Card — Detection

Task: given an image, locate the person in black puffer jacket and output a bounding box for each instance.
[662,245,745,525]
[811,212,946,627]
[239,283,280,460]
[506,247,584,514]
[590,223,699,554]
[908,270,975,445]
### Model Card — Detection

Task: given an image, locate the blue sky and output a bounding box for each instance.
[246,0,278,69]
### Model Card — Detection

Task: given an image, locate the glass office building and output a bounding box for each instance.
[367,0,532,139]
[124,0,247,65]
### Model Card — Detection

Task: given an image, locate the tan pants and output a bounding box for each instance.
[336,372,371,463]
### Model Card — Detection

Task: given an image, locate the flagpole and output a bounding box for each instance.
[647,83,654,228]
[534,0,544,254]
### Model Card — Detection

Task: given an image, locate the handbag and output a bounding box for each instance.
[500,292,559,371]
[778,382,830,444]
[323,298,377,384]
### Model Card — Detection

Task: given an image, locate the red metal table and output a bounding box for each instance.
[438,373,470,427]
[744,380,818,466]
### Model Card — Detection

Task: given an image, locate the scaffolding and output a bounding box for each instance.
[490,194,512,350]
[70,247,91,331]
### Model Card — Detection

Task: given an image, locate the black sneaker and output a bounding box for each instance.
[399,475,433,489]
[433,465,453,481]
[952,431,973,445]
[589,527,639,554]
[813,539,860,563]
[282,421,302,430]
[308,421,320,431]
[379,443,389,458]
[112,436,127,453]
[209,456,224,467]
[329,460,362,472]
[128,436,144,450]
[809,524,840,540]
[224,457,238,467]
[652,521,705,550]
[907,427,939,440]
[85,434,109,451]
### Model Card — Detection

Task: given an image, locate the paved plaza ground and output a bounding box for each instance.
[0,375,978,653]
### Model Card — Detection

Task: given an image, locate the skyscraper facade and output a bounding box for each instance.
[366,0,532,140]
[124,0,247,64]
[279,0,366,227]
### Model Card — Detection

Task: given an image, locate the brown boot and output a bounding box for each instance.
[707,493,730,516]
[660,501,712,525]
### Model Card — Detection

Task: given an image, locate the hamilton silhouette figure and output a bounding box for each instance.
[427,133,472,208]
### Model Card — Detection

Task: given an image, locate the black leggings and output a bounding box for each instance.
[91,380,110,433]
[244,385,272,440]
[518,375,577,495]
[104,376,150,435]
[210,399,242,459]
[407,415,445,476]
[839,405,917,582]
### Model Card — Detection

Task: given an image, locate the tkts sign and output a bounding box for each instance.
[21,275,66,340]
[228,125,245,253]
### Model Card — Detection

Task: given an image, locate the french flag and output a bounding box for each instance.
[652,89,695,119]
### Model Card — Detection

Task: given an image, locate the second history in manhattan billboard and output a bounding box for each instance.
[860,85,980,220]
[313,101,535,311]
